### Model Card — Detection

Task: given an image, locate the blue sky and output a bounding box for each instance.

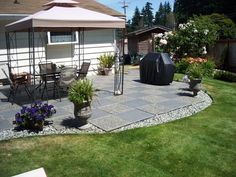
[97,0,174,20]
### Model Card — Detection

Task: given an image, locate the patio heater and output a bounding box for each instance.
[114,49,123,95]
[114,30,125,96]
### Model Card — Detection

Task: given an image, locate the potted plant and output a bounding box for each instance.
[187,63,203,96]
[68,79,94,126]
[13,101,56,131]
[98,53,115,75]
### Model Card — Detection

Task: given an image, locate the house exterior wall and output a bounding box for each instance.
[0,19,116,75]
[127,27,170,56]
[137,33,153,55]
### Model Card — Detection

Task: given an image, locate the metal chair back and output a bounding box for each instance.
[59,67,77,87]
[78,62,90,79]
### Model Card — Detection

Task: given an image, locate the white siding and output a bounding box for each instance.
[0,19,116,76]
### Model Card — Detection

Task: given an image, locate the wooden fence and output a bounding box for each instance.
[208,39,236,72]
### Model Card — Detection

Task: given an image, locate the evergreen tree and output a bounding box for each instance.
[154,1,173,27]
[154,2,164,25]
[131,7,141,30]
[174,0,236,24]
[142,2,154,27]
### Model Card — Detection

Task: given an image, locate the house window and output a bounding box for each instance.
[47,31,78,45]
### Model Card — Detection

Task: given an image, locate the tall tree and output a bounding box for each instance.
[141,2,154,27]
[174,0,236,24]
[154,1,173,28]
[131,7,141,30]
[154,2,164,25]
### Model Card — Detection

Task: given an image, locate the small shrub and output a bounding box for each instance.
[98,53,115,69]
[213,70,236,82]
[175,58,190,74]
[187,63,204,79]
[68,79,94,105]
[13,102,56,131]
[201,60,216,78]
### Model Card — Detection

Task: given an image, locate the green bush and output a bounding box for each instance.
[207,13,236,39]
[213,70,236,82]
[175,58,190,74]
[201,60,216,78]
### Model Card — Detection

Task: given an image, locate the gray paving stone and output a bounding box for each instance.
[89,115,129,131]
[125,91,149,98]
[53,105,72,117]
[109,95,135,103]
[141,95,169,104]
[0,69,208,132]
[116,109,154,122]
[0,109,18,119]
[0,119,13,130]
[161,93,179,99]
[89,108,111,119]
[92,98,115,108]
[123,99,152,108]
[95,90,113,98]
[128,86,150,91]
[138,104,170,114]
[99,103,132,114]
[141,89,166,96]
[157,99,190,111]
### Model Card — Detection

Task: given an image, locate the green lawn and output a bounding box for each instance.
[0,77,236,177]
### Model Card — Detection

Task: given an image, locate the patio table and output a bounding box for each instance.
[33,67,81,100]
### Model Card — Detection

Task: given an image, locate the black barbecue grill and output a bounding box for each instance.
[139,52,175,85]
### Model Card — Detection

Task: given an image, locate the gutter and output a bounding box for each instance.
[0,14,30,20]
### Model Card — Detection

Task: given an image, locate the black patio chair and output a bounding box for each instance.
[38,62,58,99]
[77,62,90,79]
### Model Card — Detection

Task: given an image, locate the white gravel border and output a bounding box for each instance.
[0,90,212,141]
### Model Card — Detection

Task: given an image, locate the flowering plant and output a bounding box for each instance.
[154,31,173,53]
[155,16,219,59]
[186,57,207,64]
[13,101,56,131]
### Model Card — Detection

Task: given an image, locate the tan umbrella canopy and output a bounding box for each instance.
[5,2,125,32]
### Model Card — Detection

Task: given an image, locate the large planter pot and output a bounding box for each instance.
[104,68,112,76]
[97,67,105,75]
[189,79,202,96]
[74,102,92,126]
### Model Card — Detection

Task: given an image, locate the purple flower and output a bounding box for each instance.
[36,115,45,121]
[15,112,21,118]
[30,107,38,114]
[14,102,56,131]
[48,105,54,109]
[16,117,23,123]
[21,106,27,114]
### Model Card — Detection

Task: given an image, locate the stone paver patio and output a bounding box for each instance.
[0,69,209,132]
